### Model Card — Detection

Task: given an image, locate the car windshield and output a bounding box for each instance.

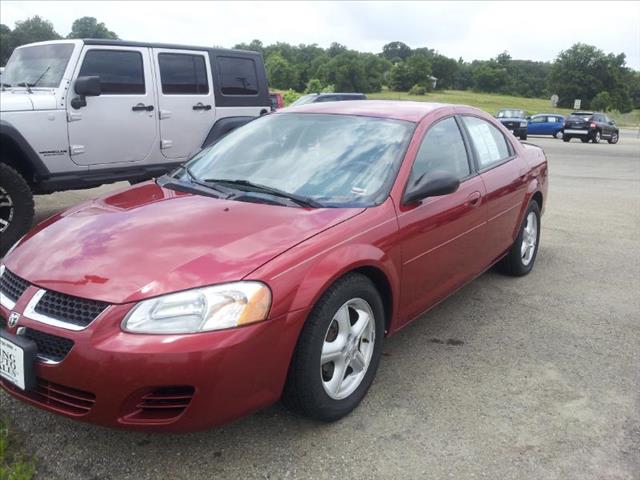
[497,109,525,118]
[1,43,75,88]
[180,113,415,207]
[290,94,319,106]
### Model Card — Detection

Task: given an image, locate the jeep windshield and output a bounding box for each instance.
[1,43,74,89]
[497,110,525,118]
[170,113,414,208]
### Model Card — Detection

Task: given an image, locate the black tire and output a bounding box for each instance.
[519,132,527,141]
[592,130,601,143]
[581,137,589,143]
[563,136,571,142]
[282,273,385,422]
[608,132,619,144]
[0,163,34,256]
[495,200,541,277]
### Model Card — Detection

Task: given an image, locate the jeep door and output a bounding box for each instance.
[153,49,215,160]
[67,46,158,166]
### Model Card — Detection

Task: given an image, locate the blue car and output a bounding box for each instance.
[527,114,565,138]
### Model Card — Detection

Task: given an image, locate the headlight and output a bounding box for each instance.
[122,282,271,334]
[520,121,527,127]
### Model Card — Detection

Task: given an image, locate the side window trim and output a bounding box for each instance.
[458,114,517,174]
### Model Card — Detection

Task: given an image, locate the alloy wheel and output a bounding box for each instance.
[521,211,538,266]
[320,298,376,400]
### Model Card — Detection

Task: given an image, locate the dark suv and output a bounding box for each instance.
[563,112,619,144]
[496,109,528,140]
[290,92,367,106]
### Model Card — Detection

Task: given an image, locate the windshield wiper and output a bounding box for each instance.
[18,81,32,93]
[176,165,235,197]
[204,179,323,208]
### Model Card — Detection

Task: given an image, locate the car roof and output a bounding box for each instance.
[82,38,261,57]
[532,113,565,116]
[280,100,452,122]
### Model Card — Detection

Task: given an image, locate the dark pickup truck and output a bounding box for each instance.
[563,112,619,144]
[496,109,528,140]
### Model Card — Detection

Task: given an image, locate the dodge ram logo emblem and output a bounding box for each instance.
[8,312,20,328]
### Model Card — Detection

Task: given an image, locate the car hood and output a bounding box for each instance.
[6,182,364,304]
[0,90,58,112]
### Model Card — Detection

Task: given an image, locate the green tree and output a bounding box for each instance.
[0,24,12,65]
[430,54,458,89]
[6,15,60,51]
[549,43,632,111]
[591,91,613,112]
[265,52,297,90]
[389,62,412,91]
[327,42,347,58]
[382,41,412,62]
[322,51,368,92]
[67,16,118,39]
[305,78,323,93]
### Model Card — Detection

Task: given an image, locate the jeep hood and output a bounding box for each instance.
[0,90,57,112]
[5,183,364,305]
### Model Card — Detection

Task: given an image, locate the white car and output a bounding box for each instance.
[0,39,271,254]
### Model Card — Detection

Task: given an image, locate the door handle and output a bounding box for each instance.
[132,103,154,112]
[192,103,212,111]
[466,191,482,208]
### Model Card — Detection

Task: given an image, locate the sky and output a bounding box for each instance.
[2,1,640,69]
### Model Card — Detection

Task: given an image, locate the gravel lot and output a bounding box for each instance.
[3,131,639,480]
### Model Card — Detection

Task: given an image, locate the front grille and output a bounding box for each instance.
[0,269,30,302]
[22,327,74,363]
[125,386,195,422]
[34,291,108,328]
[2,378,96,415]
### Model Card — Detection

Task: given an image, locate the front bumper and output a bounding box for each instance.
[1,298,308,432]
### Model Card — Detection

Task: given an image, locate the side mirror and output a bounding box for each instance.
[608,120,615,126]
[71,76,101,109]
[403,171,460,205]
[526,116,531,120]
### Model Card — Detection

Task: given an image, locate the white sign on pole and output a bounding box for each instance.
[550,94,559,107]
[573,99,581,110]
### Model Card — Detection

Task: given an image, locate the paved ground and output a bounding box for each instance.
[3,131,639,480]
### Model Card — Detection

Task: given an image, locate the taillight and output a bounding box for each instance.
[590,122,596,128]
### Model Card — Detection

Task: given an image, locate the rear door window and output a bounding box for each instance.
[158,53,209,94]
[78,49,145,94]
[217,56,258,95]
[462,116,512,169]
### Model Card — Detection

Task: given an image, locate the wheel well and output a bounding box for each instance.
[0,135,35,186]
[353,266,393,333]
[532,191,543,210]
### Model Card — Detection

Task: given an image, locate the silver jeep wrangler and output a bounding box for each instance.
[0,39,270,254]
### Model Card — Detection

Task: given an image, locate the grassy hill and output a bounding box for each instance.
[367,89,640,127]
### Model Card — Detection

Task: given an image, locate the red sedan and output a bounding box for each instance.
[0,101,547,431]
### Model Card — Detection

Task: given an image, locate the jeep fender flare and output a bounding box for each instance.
[201,116,258,149]
[0,120,51,180]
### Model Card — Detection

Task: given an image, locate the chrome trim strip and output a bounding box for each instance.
[0,292,16,310]
[24,289,86,332]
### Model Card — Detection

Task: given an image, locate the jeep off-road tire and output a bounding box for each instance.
[0,163,34,256]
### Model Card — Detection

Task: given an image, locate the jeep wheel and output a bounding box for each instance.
[519,132,527,141]
[0,163,34,256]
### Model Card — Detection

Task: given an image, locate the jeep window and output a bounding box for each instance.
[158,53,209,95]
[217,56,258,95]
[2,43,74,88]
[79,50,145,94]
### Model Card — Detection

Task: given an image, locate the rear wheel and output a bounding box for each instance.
[592,130,601,143]
[608,132,619,144]
[496,200,541,277]
[554,130,563,139]
[0,163,34,255]
[283,273,384,421]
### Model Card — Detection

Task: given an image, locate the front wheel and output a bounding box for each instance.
[496,200,541,276]
[0,163,35,256]
[608,132,619,144]
[283,273,384,422]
